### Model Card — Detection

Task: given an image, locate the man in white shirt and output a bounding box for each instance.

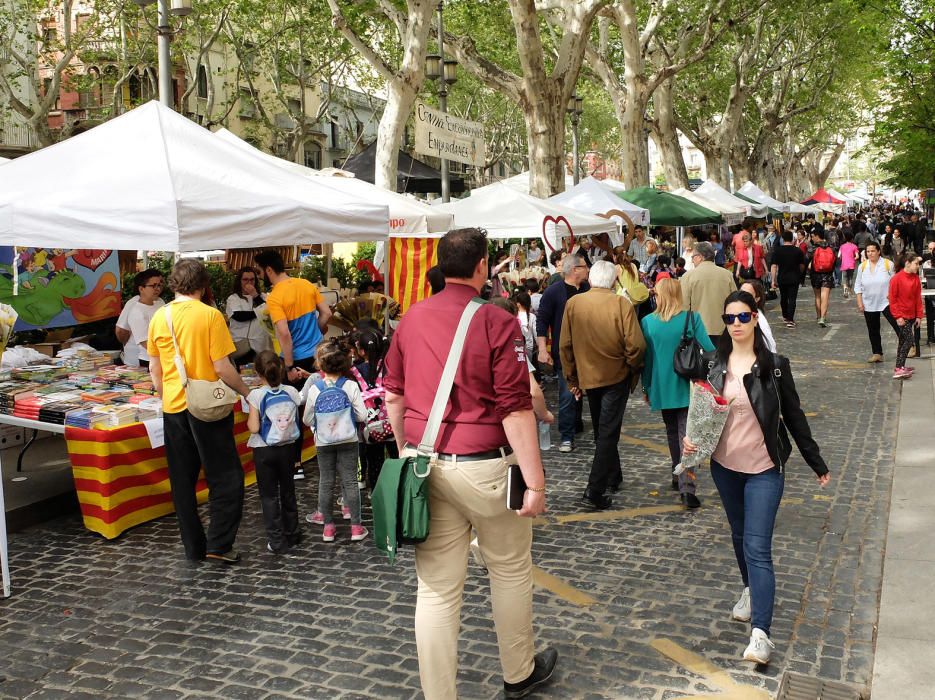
[624,226,650,266]
[116,269,165,368]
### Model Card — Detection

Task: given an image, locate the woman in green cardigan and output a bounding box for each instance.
[640,277,715,509]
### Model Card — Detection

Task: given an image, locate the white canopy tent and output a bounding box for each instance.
[547,176,650,229]
[0,157,8,163]
[736,181,791,213]
[826,188,859,207]
[599,178,628,191]
[785,201,822,216]
[0,101,389,251]
[845,189,873,202]
[671,187,746,226]
[215,128,452,237]
[435,182,616,245]
[470,171,575,198]
[695,179,768,218]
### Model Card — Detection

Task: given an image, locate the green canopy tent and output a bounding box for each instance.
[615,187,723,226]
[733,191,783,218]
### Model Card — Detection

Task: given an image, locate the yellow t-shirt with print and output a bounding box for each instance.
[147,300,236,414]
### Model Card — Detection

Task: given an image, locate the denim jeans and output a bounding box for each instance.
[163,410,244,560]
[316,442,361,525]
[584,379,629,495]
[555,363,577,443]
[710,460,784,635]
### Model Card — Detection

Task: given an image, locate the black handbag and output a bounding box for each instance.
[673,307,708,380]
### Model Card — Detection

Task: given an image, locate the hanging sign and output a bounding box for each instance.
[414,102,486,168]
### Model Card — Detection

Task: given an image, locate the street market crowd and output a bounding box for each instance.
[115,197,929,699]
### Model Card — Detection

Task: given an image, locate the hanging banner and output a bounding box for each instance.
[0,247,122,330]
[414,102,486,168]
[389,237,438,313]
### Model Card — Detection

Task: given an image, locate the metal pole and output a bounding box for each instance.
[437,3,450,203]
[572,112,580,186]
[157,0,173,107]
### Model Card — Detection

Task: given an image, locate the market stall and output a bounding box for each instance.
[469,170,575,198]
[801,188,847,214]
[671,187,746,226]
[547,176,650,230]
[735,181,791,214]
[615,186,723,226]
[695,179,769,219]
[0,101,391,597]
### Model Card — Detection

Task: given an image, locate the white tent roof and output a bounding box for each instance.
[0,101,389,251]
[671,187,745,225]
[435,182,616,241]
[0,157,8,164]
[736,181,790,213]
[471,171,575,198]
[846,189,872,202]
[599,178,628,191]
[785,201,822,215]
[215,129,452,237]
[695,179,768,218]
[547,177,650,227]
[826,188,858,205]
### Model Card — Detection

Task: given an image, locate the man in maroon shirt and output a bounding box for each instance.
[385,227,556,700]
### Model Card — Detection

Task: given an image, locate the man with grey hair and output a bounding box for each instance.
[680,240,737,346]
[536,253,590,452]
[560,260,646,509]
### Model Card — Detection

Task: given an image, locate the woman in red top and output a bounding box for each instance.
[887,253,923,379]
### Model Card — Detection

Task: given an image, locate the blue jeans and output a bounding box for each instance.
[555,363,577,443]
[710,460,784,635]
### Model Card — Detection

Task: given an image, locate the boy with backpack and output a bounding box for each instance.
[809,229,837,328]
[302,338,368,542]
[246,351,303,554]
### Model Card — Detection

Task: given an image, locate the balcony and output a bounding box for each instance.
[0,121,36,155]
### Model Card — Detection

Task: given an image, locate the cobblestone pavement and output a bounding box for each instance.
[0,288,900,699]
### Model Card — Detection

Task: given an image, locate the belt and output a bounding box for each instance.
[407,445,513,462]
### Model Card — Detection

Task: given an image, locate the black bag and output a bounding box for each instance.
[673,308,708,380]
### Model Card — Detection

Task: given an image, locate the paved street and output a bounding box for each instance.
[0,288,903,699]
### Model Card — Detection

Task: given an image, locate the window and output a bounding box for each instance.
[42,26,57,45]
[78,66,101,108]
[196,65,208,99]
[239,88,256,118]
[330,120,339,149]
[241,42,256,74]
[304,141,322,169]
[42,77,60,110]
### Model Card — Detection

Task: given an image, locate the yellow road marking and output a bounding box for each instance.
[532,566,597,606]
[782,497,804,505]
[813,494,832,501]
[620,434,671,455]
[555,504,685,524]
[651,638,771,699]
[625,423,666,430]
[804,412,817,417]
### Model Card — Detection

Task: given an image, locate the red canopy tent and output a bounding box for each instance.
[801,188,846,205]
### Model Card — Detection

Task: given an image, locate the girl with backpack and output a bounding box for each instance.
[350,326,398,492]
[303,338,368,542]
[246,351,303,554]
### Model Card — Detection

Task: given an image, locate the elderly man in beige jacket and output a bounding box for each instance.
[560,260,646,510]
[680,240,737,346]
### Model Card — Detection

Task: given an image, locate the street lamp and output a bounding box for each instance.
[424,2,458,202]
[132,0,191,107]
[566,92,584,185]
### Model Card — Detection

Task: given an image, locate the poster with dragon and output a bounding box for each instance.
[0,247,122,331]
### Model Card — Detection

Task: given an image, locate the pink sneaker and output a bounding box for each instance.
[350,525,369,542]
[322,523,336,542]
[342,505,352,520]
[893,367,912,379]
[305,511,324,525]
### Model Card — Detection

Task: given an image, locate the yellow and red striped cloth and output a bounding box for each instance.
[65,410,316,539]
[388,237,438,313]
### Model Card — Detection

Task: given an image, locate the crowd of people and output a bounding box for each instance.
[115,197,929,697]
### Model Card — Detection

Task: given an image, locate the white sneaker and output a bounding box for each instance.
[559,441,573,453]
[743,628,774,664]
[732,586,751,622]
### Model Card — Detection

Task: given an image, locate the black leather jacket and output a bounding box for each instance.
[705,353,829,476]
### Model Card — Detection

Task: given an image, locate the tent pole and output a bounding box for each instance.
[0,447,10,597]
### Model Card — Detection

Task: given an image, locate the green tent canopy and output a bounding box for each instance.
[615,187,722,226]
[733,191,782,217]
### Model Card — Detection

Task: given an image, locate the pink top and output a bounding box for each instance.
[712,370,775,474]
[839,242,859,271]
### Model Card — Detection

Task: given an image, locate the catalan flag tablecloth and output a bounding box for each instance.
[388,237,438,313]
[64,410,316,539]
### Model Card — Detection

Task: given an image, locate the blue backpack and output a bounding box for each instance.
[311,377,357,446]
[258,387,301,446]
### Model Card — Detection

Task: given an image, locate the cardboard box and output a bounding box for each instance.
[23,342,62,357]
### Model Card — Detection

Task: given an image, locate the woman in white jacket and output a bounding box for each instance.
[226,267,271,366]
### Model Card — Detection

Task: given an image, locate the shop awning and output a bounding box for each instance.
[340,141,465,195]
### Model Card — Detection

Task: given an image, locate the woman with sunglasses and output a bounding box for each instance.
[115,268,165,369]
[226,266,271,367]
[683,290,830,665]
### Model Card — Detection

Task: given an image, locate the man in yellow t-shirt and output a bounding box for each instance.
[147,259,250,564]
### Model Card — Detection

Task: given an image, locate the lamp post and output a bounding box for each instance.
[567,92,583,185]
[425,2,458,202]
[133,0,192,107]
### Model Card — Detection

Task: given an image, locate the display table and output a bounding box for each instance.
[0,408,316,597]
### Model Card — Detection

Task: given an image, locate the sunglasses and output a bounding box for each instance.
[143,283,164,289]
[722,312,754,325]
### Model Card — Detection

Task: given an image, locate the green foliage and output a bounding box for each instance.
[299,256,363,289]
[120,253,235,312]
